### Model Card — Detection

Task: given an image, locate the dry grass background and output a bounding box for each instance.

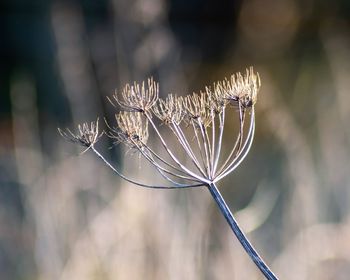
[1,0,350,279]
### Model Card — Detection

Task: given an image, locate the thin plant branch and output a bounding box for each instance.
[138,144,202,183]
[207,183,277,280]
[214,109,255,182]
[92,146,203,189]
[213,108,225,175]
[143,144,193,176]
[146,115,211,184]
[170,123,207,177]
[215,105,246,177]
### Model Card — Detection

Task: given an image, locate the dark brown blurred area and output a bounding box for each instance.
[1,0,350,279]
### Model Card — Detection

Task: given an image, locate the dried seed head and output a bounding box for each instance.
[183,92,212,127]
[216,67,261,108]
[206,86,228,114]
[58,119,102,150]
[111,78,159,113]
[153,94,185,125]
[107,112,149,149]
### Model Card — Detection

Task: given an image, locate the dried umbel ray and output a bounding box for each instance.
[59,68,278,280]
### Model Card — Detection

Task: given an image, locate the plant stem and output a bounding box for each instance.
[207,183,278,280]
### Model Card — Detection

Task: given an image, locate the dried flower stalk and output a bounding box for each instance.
[59,67,278,279]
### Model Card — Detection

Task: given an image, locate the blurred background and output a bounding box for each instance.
[1,0,350,279]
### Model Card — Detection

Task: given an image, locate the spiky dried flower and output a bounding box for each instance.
[205,86,228,114]
[216,67,261,108]
[110,77,159,113]
[58,119,102,150]
[152,94,185,125]
[183,91,213,127]
[107,112,149,149]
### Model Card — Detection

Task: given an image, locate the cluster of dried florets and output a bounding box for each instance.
[59,120,102,151]
[109,78,159,113]
[60,67,260,188]
[106,112,149,150]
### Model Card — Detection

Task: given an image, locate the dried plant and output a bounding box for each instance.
[59,67,278,279]
[58,120,102,153]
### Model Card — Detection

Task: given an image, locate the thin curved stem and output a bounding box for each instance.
[91,146,203,189]
[139,145,202,183]
[237,102,245,153]
[171,124,207,177]
[198,121,211,176]
[214,109,255,182]
[210,110,216,175]
[146,115,211,184]
[191,121,207,172]
[215,107,245,176]
[213,108,225,176]
[207,183,278,280]
[144,144,190,176]
[156,168,200,187]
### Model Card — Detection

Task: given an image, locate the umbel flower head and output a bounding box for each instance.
[109,77,159,113]
[183,91,213,128]
[152,94,185,125]
[58,119,102,151]
[61,67,260,186]
[107,112,149,150]
[216,67,261,108]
